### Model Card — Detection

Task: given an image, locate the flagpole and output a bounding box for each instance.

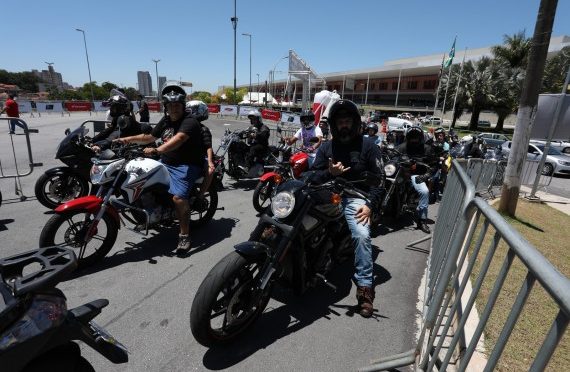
[450,47,468,130]
[441,36,457,119]
[395,68,402,108]
[433,53,446,115]
[365,73,370,105]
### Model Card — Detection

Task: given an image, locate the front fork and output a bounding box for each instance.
[79,186,116,258]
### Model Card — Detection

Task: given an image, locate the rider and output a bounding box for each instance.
[115,83,205,254]
[186,100,216,199]
[92,89,142,153]
[431,127,450,200]
[310,99,385,318]
[364,123,381,145]
[396,126,435,234]
[285,110,323,167]
[245,110,270,170]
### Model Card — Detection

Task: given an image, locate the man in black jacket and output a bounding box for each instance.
[310,100,384,318]
[244,110,270,170]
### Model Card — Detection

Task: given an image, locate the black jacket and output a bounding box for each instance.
[310,137,385,211]
[396,141,437,178]
[93,115,142,150]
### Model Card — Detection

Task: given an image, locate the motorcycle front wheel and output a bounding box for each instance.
[190,251,270,347]
[35,172,90,209]
[39,209,118,268]
[252,180,275,213]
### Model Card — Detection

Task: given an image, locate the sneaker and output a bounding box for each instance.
[356,286,375,318]
[176,234,192,254]
[417,220,431,234]
[9,131,15,134]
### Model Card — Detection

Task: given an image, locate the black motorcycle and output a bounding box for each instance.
[190,172,380,347]
[35,124,95,209]
[0,247,128,371]
[381,148,430,219]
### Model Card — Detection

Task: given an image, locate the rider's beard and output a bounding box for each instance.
[337,127,352,143]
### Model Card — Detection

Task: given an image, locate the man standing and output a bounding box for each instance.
[137,94,150,123]
[0,94,22,134]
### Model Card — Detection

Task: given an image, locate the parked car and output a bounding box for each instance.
[501,140,570,175]
[478,120,492,128]
[530,139,570,154]
[427,117,442,125]
[477,132,509,148]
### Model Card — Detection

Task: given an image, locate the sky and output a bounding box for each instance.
[2,0,569,94]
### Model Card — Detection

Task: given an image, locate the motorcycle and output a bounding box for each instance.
[190,172,381,347]
[34,124,95,209]
[38,144,218,268]
[381,148,431,219]
[0,247,128,371]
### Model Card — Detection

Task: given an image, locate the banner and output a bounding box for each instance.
[65,101,92,111]
[261,109,281,122]
[147,102,161,111]
[239,106,258,117]
[37,101,64,113]
[280,112,300,126]
[93,101,109,112]
[207,104,220,113]
[220,105,238,116]
[16,100,32,113]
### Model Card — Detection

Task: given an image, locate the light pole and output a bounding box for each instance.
[75,28,95,109]
[231,0,238,104]
[152,59,161,98]
[242,32,252,103]
[269,55,288,101]
[256,73,260,102]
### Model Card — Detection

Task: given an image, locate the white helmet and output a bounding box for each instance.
[186,100,209,121]
[247,109,263,124]
[460,135,474,145]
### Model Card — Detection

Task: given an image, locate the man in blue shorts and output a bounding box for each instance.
[116,83,205,253]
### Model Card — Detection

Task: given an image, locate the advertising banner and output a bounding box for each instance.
[238,106,258,117]
[220,105,238,116]
[280,112,301,126]
[93,101,109,112]
[147,102,161,111]
[37,101,64,113]
[261,109,281,122]
[530,94,570,140]
[207,104,220,113]
[15,100,32,113]
[65,101,92,111]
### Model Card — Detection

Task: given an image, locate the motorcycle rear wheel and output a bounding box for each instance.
[189,188,218,228]
[35,172,90,209]
[190,251,270,347]
[252,180,275,213]
[39,209,118,268]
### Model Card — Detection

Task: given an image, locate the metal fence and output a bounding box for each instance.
[361,159,570,371]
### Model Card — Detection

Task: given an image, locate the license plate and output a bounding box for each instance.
[89,321,128,353]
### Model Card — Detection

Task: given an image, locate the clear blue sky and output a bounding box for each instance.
[2,0,569,93]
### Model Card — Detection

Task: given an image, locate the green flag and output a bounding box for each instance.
[444,37,456,68]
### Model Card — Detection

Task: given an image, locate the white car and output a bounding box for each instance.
[529,139,570,154]
[427,117,442,125]
[501,141,570,175]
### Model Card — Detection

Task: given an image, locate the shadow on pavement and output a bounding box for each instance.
[201,246,392,370]
[0,218,15,232]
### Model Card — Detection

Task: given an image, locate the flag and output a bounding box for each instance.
[444,37,456,68]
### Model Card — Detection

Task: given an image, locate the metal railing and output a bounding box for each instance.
[0,118,42,179]
[361,159,570,371]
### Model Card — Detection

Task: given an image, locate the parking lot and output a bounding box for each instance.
[0,113,438,372]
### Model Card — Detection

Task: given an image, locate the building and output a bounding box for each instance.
[158,76,166,92]
[32,65,64,92]
[244,35,570,112]
[137,71,153,96]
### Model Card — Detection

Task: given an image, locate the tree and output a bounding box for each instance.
[439,64,470,127]
[491,31,531,69]
[191,91,212,103]
[223,87,247,104]
[101,81,118,93]
[542,45,570,93]
[464,57,495,130]
[489,61,525,131]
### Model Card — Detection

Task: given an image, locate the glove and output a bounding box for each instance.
[415,175,428,184]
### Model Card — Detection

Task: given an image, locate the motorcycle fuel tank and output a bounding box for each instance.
[122,158,170,202]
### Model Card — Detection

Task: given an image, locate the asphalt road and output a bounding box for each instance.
[0,112,435,371]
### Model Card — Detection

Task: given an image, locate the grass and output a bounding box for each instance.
[469,200,569,371]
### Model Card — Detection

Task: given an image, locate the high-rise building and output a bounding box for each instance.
[137,71,152,96]
[32,66,64,92]
[158,76,166,92]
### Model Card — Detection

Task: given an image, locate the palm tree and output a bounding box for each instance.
[489,61,525,131]
[464,57,495,130]
[542,45,570,93]
[491,31,531,69]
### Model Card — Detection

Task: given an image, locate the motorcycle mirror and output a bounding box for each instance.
[64,128,71,136]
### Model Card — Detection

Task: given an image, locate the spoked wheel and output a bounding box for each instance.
[39,209,118,268]
[541,163,554,176]
[252,180,275,213]
[189,188,218,228]
[35,173,89,209]
[190,251,270,347]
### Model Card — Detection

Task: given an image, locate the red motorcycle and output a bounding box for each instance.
[252,149,310,213]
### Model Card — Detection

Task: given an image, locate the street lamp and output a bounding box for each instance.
[256,73,260,100]
[269,55,288,100]
[242,32,252,103]
[75,28,95,109]
[152,59,161,99]
[231,0,238,104]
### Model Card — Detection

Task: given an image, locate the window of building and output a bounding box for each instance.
[371,83,376,90]
[407,81,418,89]
[423,80,437,89]
[392,82,398,90]
[379,82,388,90]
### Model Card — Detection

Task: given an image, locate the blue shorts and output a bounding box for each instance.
[163,163,202,199]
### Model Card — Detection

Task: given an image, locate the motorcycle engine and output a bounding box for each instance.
[138,192,165,225]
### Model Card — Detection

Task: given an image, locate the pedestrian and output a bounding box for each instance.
[137,94,150,123]
[1,94,24,134]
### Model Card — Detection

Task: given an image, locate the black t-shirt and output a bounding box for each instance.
[151,113,204,167]
[138,100,149,122]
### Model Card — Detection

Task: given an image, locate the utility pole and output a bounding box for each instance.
[231,0,238,104]
[498,0,559,216]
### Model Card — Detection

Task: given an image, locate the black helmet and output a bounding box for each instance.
[434,127,446,136]
[405,126,425,144]
[328,99,362,142]
[107,88,131,118]
[300,110,315,129]
[366,123,378,134]
[161,83,186,105]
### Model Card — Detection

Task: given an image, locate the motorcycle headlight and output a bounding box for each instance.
[90,164,106,184]
[384,164,397,177]
[271,191,295,219]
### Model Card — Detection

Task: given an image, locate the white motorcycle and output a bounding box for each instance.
[39,144,218,268]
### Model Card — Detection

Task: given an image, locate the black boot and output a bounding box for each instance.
[417,219,431,234]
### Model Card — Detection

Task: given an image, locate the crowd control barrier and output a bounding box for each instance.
[360,159,570,371]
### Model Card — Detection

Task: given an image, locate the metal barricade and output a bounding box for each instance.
[520,159,553,191]
[361,159,570,371]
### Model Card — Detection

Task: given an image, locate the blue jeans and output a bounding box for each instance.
[411,175,429,220]
[342,197,373,288]
[9,119,25,133]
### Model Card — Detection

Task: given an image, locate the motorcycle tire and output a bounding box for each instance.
[39,209,118,269]
[190,251,270,347]
[252,180,275,213]
[189,188,218,228]
[35,172,90,209]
